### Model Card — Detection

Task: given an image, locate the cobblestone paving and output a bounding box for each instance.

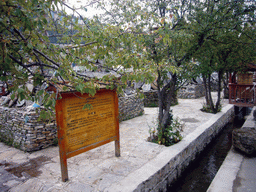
[0,94,228,192]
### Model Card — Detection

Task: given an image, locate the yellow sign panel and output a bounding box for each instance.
[63,91,117,153]
[55,89,120,182]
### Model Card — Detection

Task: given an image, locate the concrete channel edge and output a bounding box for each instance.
[207,106,256,192]
[107,104,235,192]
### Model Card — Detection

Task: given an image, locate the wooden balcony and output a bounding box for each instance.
[229,83,256,107]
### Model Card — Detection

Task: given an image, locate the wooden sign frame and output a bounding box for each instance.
[55,89,120,182]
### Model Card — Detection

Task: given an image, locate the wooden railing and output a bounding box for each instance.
[229,83,256,107]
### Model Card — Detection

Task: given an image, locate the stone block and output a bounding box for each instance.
[232,106,256,156]
[46,123,54,127]
[35,125,44,129]
[233,127,256,156]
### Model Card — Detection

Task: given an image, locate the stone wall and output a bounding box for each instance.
[0,94,144,152]
[177,84,205,99]
[143,84,205,107]
[118,93,144,121]
[0,106,57,152]
[143,90,158,107]
[143,90,178,107]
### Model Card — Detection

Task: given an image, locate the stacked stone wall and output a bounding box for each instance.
[178,84,205,99]
[0,106,57,152]
[143,90,158,107]
[118,93,144,121]
[0,94,144,152]
[143,84,205,107]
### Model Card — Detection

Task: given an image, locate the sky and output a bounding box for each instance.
[63,0,105,18]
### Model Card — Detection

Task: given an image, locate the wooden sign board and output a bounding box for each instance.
[55,89,120,182]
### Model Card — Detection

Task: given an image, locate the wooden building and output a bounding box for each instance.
[229,64,256,107]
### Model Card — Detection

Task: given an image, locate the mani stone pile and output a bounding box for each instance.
[0,97,57,152]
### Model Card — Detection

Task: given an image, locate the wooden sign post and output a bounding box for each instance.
[55,89,120,182]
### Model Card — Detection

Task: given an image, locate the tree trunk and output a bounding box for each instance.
[207,74,215,112]
[203,71,223,114]
[215,71,222,113]
[157,72,177,144]
[203,74,210,105]
[157,70,164,127]
[223,72,229,99]
[161,74,177,127]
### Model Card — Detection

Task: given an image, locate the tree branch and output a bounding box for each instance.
[65,41,98,49]
[13,28,61,68]
[8,54,34,75]
[25,62,59,70]
[33,48,60,67]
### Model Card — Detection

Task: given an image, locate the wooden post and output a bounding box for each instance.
[115,140,120,157]
[58,124,68,181]
[56,100,69,182]
[114,89,120,157]
[59,146,68,182]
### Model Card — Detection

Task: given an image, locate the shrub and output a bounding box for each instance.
[201,103,222,114]
[148,111,183,146]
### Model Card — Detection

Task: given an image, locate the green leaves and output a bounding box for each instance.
[75,83,84,93]
[27,43,33,50]
[2,0,254,125]
[32,74,44,87]
[82,103,93,110]
[17,88,26,101]
[74,81,97,96]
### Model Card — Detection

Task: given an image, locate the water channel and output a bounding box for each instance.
[167,107,249,192]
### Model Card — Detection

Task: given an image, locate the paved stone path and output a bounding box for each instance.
[0,94,229,192]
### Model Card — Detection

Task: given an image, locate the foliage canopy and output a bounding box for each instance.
[0,0,255,143]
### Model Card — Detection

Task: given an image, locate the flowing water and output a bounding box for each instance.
[167,107,248,192]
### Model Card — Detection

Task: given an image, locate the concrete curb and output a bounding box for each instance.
[206,148,244,192]
[207,106,256,192]
[107,104,235,192]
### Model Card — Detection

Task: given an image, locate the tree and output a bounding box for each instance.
[98,0,256,143]
[0,0,133,120]
[190,0,256,113]
[2,0,254,145]
[96,0,202,145]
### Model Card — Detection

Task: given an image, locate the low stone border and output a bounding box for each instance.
[107,104,234,192]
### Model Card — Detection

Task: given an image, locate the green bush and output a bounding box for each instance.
[148,111,183,146]
[201,103,222,114]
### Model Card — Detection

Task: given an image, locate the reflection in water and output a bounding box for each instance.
[207,155,216,178]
